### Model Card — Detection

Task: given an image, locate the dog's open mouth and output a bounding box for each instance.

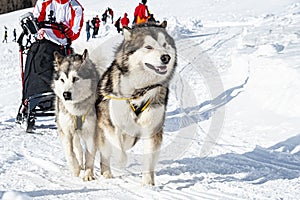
[145,63,167,75]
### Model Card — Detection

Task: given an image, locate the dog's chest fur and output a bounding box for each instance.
[56,98,96,134]
[109,88,166,136]
[99,73,169,137]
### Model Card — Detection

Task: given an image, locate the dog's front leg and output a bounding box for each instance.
[83,132,96,181]
[115,128,128,168]
[62,133,81,177]
[100,139,113,179]
[142,131,162,186]
[73,133,83,170]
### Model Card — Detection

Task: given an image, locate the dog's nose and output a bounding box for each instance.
[161,54,171,64]
[63,91,72,100]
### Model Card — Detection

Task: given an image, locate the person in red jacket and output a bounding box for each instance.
[133,0,149,25]
[33,0,84,46]
[121,13,130,28]
[91,15,100,38]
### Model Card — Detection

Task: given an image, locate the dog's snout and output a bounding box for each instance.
[161,54,171,64]
[63,91,72,100]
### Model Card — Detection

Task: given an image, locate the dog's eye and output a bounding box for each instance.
[60,78,64,83]
[145,45,153,50]
[72,77,79,83]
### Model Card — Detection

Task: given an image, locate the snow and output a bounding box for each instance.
[1,0,300,199]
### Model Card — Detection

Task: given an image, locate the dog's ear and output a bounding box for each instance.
[82,49,89,60]
[123,26,132,41]
[54,51,64,68]
[160,21,167,28]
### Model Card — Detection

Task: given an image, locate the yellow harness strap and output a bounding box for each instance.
[129,98,152,116]
[104,95,136,101]
[104,94,152,116]
[73,105,92,130]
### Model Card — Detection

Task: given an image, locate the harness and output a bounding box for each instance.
[104,84,161,117]
[72,104,93,130]
[129,98,152,116]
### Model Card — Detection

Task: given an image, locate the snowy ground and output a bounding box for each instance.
[1,0,300,199]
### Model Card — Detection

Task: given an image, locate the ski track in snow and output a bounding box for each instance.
[1,1,300,199]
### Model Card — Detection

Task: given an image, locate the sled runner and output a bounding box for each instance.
[15,12,72,133]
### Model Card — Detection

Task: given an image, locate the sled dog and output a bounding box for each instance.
[96,21,177,185]
[52,50,100,181]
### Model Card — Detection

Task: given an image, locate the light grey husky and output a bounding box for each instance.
[96,21,177,185]
[52,50,100,181]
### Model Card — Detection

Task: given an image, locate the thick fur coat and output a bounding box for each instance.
[52,50,100,181]
[96,22,177,185]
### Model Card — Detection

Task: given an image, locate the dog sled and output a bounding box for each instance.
[15,12,72,133]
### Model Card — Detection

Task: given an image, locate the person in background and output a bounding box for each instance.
[102,9,108,25]
[13,28,17,42]
[86,20,91,41]
[108,7,114,24]
[133,0,150,25]
[114,17,122,33]
[121,13,130,28]
[91,15,100,38]
[2,27,8,43]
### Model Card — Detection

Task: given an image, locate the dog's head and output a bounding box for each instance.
[52,49,99,103]
[116,21,177,85]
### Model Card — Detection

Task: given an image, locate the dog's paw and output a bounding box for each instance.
[83,169,95,181]
[102,170,113,179]
[83,175,95,181]
[83,176,95,181]
[142,172,155,186]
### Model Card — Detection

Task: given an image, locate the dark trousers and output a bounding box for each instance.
[23,39,65,101]
[92,27,99,37]
[86,31,90,41]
